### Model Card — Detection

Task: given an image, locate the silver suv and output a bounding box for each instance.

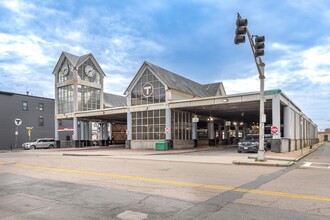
[22,138,55,150]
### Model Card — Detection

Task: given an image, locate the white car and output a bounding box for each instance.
[22,138,55,150]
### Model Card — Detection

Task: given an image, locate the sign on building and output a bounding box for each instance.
[142,83,153,97]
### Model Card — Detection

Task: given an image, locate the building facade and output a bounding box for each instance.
[53,52,318,152]
[0,91,55,150]
[318,129,330,142]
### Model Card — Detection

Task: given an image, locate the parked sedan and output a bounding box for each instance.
[237,134,270,153]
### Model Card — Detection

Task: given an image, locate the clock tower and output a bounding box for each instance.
[53,52,105,142]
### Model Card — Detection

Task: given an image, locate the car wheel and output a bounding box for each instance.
[49,145,54,149]
[237,150,242,153]
[31,145,36,150]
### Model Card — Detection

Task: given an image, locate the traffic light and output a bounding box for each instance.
[234,15,248,44]
[254,35,265,57]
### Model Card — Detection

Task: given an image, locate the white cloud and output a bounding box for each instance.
[269,42,295,52]
[224,42,330,93]
[0,33,53,65]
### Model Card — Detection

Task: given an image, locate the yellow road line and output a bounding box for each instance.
[15,163,330,202]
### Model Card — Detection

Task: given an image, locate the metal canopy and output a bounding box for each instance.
[177,100,273,125]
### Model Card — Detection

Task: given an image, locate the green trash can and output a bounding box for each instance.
[156,141,168,150]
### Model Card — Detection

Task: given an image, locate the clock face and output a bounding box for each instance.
[84,65,95,77]
[61,64,70,76]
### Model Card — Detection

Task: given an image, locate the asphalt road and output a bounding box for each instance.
[0,142,329,219]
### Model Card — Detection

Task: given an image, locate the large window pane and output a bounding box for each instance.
[130,69,165,106]
[132,109,165,140]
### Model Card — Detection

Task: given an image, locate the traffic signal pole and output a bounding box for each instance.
[235,13,266,161]
[246,29,266,161]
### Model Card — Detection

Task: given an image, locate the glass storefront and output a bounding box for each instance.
[172,110,192,140]
[132,110,166,140]
[131,109,192,141]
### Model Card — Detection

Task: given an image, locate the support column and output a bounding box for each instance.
[283,105,291,138]
[84,121,91,146]
[243,123,247,137]
[224,122,229,144]
[272,95,281,139]
[299,114,303,151]
[165,108,173,149]
[218,124,223,144]
[55,119,59,148]
[284,105,292,151]
[271,94,281,153]
[102,122,108,146]
[55,119,59,140]
[295,112,300,150]
[80,121,85,141]
[103,122,108,139]
[207,117,215,146]
[88,122,92,141]
[126,112,132,149]
[192,121,198,147]
[73,117,78,147]
[109,123,113,144]
[234,124,239,144]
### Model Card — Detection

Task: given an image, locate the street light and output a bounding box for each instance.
[234,12,266,161]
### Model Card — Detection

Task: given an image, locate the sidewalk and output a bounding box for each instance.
[233,143,322,167]
[57,143,322,167]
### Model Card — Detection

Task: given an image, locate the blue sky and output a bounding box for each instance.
[0,0,329,130]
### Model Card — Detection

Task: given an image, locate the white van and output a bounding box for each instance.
[22,138,55,150]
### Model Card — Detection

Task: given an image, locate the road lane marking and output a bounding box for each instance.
[15,163,330,202]
[302,162,312,167]
[302,162,330,169]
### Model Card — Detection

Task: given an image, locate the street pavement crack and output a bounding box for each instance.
[172,162,302,219]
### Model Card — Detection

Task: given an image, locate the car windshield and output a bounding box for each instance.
[243,135,259,141]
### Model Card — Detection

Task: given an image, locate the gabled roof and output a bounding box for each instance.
[103,93,127,108]
[125,61,225,98]
[203,82,226,96]
[52,51,105,76]
[146,62,211,97]
[62,52,80,66]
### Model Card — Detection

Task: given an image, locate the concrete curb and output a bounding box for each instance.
[294,143,322,162]
[232,160,294,167]
[247,156,294,162]
[63,154,111,157]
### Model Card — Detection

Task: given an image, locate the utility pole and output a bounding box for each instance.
[234,13,266,161]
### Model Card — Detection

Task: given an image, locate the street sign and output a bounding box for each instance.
[14,118,22,126]
[271,126,278,134]
[264,89,281,96]
[164,127,171,133]
[192,114,199,122]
